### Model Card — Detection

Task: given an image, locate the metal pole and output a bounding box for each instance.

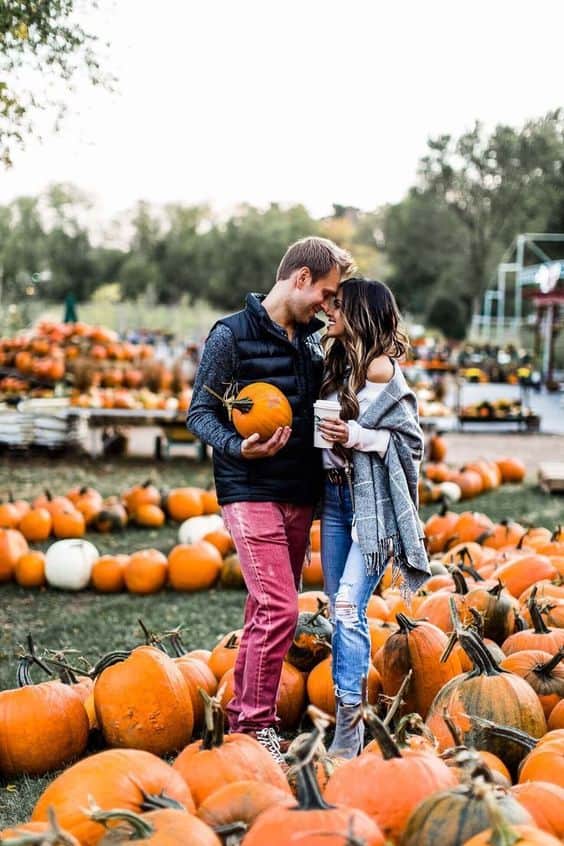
[514,235,525,327]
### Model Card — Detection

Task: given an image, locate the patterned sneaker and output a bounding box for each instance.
[254,726,286,766]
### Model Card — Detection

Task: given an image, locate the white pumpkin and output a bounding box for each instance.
[45,539,99,590]
[439,481,462,504]
[177,514,224,545]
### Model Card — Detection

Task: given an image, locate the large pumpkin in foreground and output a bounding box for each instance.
[31,748,194,845]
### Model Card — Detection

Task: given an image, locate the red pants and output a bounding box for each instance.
[221,500,314,732]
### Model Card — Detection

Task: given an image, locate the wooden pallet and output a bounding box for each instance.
[538,462,564,493]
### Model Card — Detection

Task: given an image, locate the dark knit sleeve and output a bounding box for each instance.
[186,324,243,458]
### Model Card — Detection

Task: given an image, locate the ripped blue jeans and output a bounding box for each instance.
[321,479,384,706]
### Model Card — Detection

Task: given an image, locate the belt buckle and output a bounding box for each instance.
[327,468,344,485]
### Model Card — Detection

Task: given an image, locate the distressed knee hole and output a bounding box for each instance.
[335,592,359,628]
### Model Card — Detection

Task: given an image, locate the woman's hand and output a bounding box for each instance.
[317,417,350,445]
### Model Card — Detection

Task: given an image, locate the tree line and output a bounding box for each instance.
[1,112,563,338]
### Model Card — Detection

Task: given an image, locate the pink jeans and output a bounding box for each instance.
[221,500,314,732]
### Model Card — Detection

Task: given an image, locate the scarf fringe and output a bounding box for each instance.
[363,534,427,606]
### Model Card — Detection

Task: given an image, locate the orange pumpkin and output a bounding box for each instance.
[173,695,288,808]
[31,749,194,845]
[52,507,86,539]
[165,487,205,521]
[124,549,168,594]
[90,554,129,593]
[302,550,324,586]
[0,501,21,529]
[496,457,526,483]
[19,507,52,542]
[135,503,166,527]
[94,646,194,755]
[219,381,293,441]
[0,528,29,582]
[14,551,46,588]
[203,528,235,557]
[168,541,223,591]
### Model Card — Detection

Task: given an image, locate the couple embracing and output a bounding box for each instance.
[187,236,430,763]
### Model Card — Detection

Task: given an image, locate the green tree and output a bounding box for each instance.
[204,204,319,310]
[383,188,469,317]
[0,1,113,166]
[158,204,210,303]
[418,111,564,310]
[426,294,467,340]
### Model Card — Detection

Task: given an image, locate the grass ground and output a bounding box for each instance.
[0,454,562,825]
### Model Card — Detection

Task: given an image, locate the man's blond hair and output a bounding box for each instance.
[276,236,355,283]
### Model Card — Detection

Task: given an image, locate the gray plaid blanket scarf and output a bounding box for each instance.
[349,361,430,597]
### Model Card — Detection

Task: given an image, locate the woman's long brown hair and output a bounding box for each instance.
[321,278,409,427]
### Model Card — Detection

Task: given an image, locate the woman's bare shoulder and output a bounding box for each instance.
[366,356,394,383]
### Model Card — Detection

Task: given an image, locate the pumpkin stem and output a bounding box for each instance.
[168,632,187,657]
[395,713,436,748]
[513,611,527,632]
[457,627,502,677]
[287,712,336,812]
[362,705,403,759]
[137,618,168,652]
[442,707,464,746]
[527,587,551,634]
[139,789,185,811]
[87,801,155,838]
[516,529,530,550]
[463,714,538,751]
[203,384,254,419]
[468,607,485,639]
[395,613,419,632]
[89,650,131,678]
[16,635,54,686]
[535,645,564,676]
[488,581,504,598]
[551,524,562,542]
[199,689,226,749]
[458,561,484,582]
[1,808,76,845]
[382,669,412,728]
[448,566,469,595]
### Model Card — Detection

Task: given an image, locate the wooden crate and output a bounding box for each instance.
[538,463,564,493]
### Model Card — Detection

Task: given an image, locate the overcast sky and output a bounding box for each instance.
[1,0,563,221]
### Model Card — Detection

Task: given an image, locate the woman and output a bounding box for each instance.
[317,278,430,758]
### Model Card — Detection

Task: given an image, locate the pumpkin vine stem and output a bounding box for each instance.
[551,524,562,542]
[463,714,538,752]
[527,587,551,634]
[199,689,227,749]
[203,384,254,419]
[442,707,464,747]
[535,645,564,676]
[16,635,53,686]
[395,614,419,632]
[1,807,76,845]
[138,618,168,653]
[139,788,185,811]
[457,628,503,677]
[382,669,412,729]
[362,705,403,759]
[395,713,436,748]
[89,650,131,678]
[448,566,469,595]
[286,712,336,812]
[87,801,156,837]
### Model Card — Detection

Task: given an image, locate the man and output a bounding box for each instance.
[187,236,353,762]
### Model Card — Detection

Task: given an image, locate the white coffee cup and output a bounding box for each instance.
[313,399,342,448]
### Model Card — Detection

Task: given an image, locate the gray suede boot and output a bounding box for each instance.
[328,700,365,758]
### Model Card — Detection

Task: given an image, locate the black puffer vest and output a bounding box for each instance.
[213,293,324,506]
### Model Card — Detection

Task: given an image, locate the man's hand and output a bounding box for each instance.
[241,426,292,459]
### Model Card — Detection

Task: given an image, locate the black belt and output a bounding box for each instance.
[325,467,348,485]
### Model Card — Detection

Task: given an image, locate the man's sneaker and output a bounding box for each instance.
[254,726,286,766]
